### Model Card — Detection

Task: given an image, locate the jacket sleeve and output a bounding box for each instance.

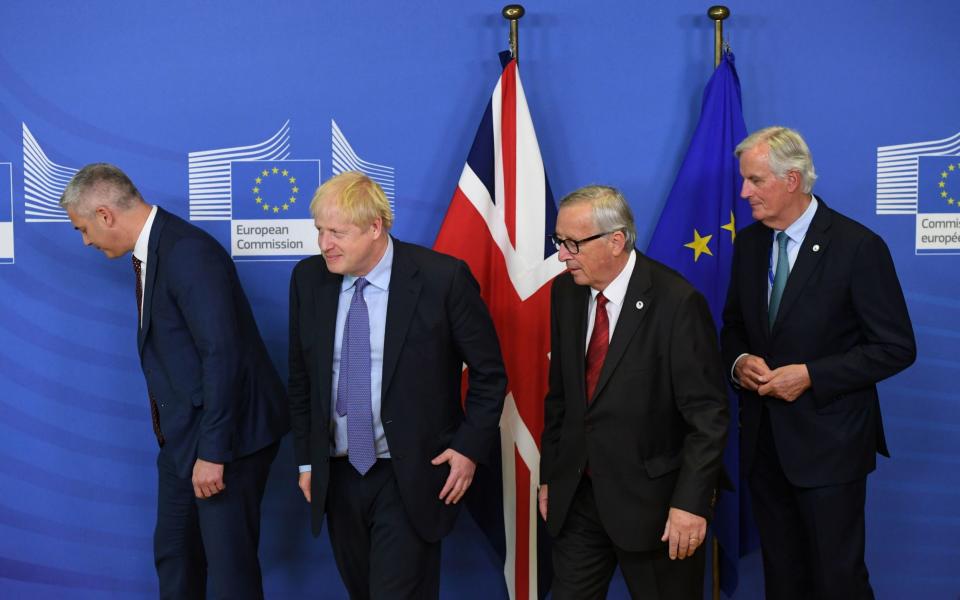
[167,238,243,464]
[669,291,730,519]
[540,278,565,484]
[806,233,916,407]
[447,260,508,464]
[287,263,313,467]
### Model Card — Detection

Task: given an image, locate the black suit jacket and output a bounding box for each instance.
[140,207,289,479]
[540,250,729,552]
[721,199,916,487]
[288,238,507,542]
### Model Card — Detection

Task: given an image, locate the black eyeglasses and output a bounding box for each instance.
[551,231,616,254]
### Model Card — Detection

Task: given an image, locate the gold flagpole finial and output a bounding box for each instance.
[708,5,730,68]
[502,5,525,61]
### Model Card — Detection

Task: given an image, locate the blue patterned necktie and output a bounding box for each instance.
[336,277,375,475]
[768,232,790,328]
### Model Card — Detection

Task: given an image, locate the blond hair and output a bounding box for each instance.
[309,171,393,230]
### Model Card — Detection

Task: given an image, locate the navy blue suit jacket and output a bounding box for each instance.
[721,199,916,487]
[139,207,288,478]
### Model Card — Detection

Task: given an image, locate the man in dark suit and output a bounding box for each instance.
[538,185,729,599]
[288,171,506,599]
[721,127,916,600]
[61,163,289,600]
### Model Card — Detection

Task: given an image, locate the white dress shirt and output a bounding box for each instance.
[132,205,158,327]
[585,249,637,352]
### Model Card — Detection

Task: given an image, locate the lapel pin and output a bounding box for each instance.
[636,300,644,310]
[812,244,821,252]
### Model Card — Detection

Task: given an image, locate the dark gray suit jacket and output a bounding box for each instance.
[288,238,507,541]
[541,250,729,552]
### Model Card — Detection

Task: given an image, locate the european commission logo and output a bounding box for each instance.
[0,163,13,264]
[230,159,321,259]
[187,119,395,261]
[876,130,960,254]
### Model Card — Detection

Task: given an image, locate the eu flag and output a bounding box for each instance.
[230,159,321,220]
[917,155,960,214]
[645,49,751,595]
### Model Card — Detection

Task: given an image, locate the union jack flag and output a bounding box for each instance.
[434,52,563,600]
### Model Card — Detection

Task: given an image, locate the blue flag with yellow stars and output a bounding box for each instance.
[645,49,752,596]
[231,160,320,220]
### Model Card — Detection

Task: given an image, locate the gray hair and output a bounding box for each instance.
[559,185,637,248]
[735,126,817,194]
[60,163,142,214]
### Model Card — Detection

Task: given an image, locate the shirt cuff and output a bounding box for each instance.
[298,464,311,473]
[730,353,750,386]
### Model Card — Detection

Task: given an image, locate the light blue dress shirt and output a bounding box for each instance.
[767,196,818,301]
[299,237,393,473]
[731,196,819,382]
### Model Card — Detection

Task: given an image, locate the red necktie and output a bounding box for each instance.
[133,255,165,447]
[585,293,609,404]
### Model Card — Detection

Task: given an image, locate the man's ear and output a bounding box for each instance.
[370,216,384,238]
[610,230,628,256]
[94,205,115,227]
[785,170,802,193]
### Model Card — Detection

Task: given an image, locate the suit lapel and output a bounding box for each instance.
[137,208,166,355]
[381,240,421,401]
[590,250,652,404]
[753,227,774,340]
[316,266,342,418]
[772,199,832,331]
[571,280,590,404]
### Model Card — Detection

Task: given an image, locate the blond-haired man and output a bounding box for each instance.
[288,171,506,598]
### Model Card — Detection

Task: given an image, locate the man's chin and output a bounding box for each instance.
[323,257,345,274]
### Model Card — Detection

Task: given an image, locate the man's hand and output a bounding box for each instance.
[431,448,476,505]
[660,507,707,560]
[298,471,312,503]
[757,363,811,402]
[538,485,548,521]
[734,354,773,391]
[192,458,225,499]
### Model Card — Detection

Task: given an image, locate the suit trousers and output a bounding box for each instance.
[551,477,705,600]
[749,407,874,600]
[327,458,441,600]
[154,441,279,600]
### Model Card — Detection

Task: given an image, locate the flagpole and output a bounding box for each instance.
[502,4,525,61]
[708,8,730,599]
[708,5,729,68]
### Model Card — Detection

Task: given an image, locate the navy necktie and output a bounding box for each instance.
[337,277,375,475]
[768,232,790,328]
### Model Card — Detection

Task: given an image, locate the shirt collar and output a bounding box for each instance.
[591,248,636,306]
[779,195,818,242]
[341,236,393,293]
[133,205,158,263]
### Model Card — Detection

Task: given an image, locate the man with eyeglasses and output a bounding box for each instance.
[539,185,729,599]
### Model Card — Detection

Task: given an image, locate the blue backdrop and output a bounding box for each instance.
[0,1,956,598]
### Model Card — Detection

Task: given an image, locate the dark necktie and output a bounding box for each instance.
[132,255,165,447]
[337,278,375,475]
[768,232,790,328]
[585,293,609,404]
